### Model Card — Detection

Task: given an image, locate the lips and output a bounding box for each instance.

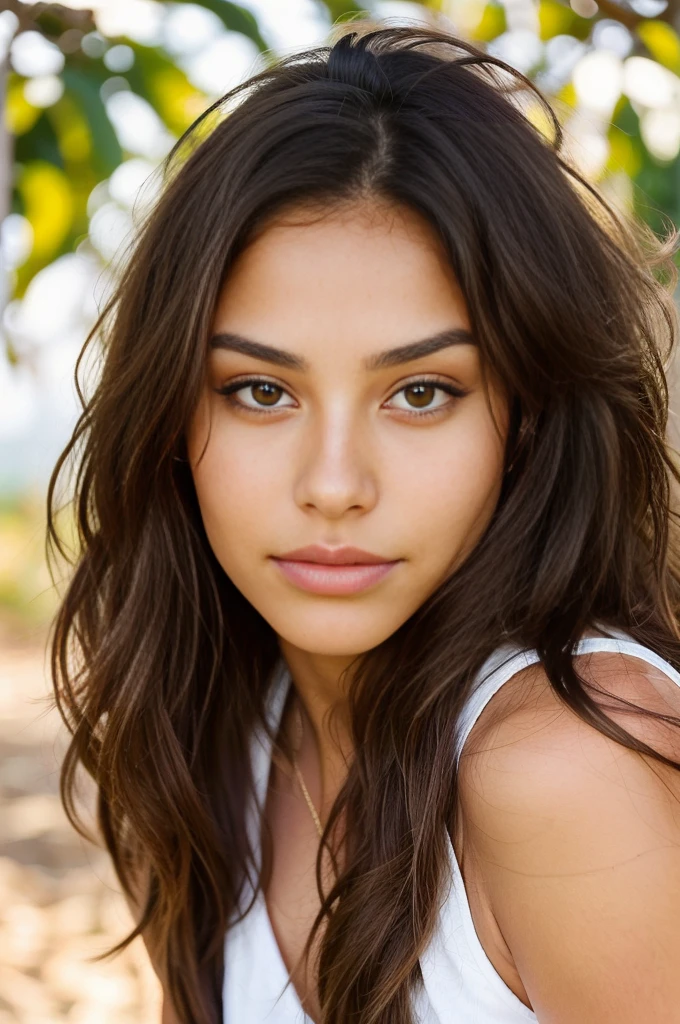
[271,545,401,595]
[275,544,394,565]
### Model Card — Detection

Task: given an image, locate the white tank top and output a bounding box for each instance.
[223,626,680,1022]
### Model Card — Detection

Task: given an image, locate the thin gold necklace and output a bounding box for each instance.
[290,698,324,840]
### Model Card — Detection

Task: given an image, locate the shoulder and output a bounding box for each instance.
[457,647,680,1022]
[459,643,680,798]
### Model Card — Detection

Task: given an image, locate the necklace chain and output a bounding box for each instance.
[290,700,324,840]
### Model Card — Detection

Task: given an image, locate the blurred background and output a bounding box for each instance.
[1,0,679,1020]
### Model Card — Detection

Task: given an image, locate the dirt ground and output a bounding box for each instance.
[0,617,163,1023]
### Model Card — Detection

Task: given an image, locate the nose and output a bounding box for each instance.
[293,405,378,520]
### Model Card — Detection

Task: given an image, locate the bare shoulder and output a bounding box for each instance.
[459,643,680,797]
[456,646,680,1023]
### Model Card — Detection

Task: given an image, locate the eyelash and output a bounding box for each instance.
[214,376,469,419]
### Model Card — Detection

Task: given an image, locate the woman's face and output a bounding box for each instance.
[187,201,510,658]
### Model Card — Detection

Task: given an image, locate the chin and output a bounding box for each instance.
[269,609,406,658]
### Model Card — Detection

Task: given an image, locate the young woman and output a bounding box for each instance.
[47,22,680,1024]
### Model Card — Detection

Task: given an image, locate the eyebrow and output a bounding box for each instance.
[208,327,476,371]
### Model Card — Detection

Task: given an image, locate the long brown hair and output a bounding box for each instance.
[47,22,680,1024]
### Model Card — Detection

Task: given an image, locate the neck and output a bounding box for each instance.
[278,639,358,810]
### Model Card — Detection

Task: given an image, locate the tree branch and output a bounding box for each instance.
[5,2,96,41]
[593,0,678,30]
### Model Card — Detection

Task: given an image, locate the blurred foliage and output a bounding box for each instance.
[2,0,680,301]
[2,0,680,625]
[0,493,56,624]
[3,0,271,297]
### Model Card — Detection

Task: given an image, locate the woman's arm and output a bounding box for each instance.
[458,655,680,1023]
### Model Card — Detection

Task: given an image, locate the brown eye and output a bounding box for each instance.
[404,384,436,408]
[252,382,283,406]
[384,380,465,416]
[218,378,296,411]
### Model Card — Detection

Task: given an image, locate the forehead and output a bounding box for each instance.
[211,201,470,358]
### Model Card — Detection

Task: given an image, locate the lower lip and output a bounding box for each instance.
[272,558,399,595]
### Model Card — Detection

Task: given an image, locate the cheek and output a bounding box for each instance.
[187,406,278,566]
[391,401,506,559]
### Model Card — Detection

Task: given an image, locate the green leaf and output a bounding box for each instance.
[610,98,680,237]
[634,148,680,238]
[124,44,207,135]
[5,76,42,136]
[61,66,123,176]
[607,97,643,179]
[470,3,507,42]
[637,19,680,77]
[49,92,96,166]
[14,111,63,169]
[313,0,365,25]
[607,124,643,179]
[15,161,74,276]
[538,0,590,42]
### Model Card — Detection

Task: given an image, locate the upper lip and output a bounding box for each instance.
[274,545,397,565]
